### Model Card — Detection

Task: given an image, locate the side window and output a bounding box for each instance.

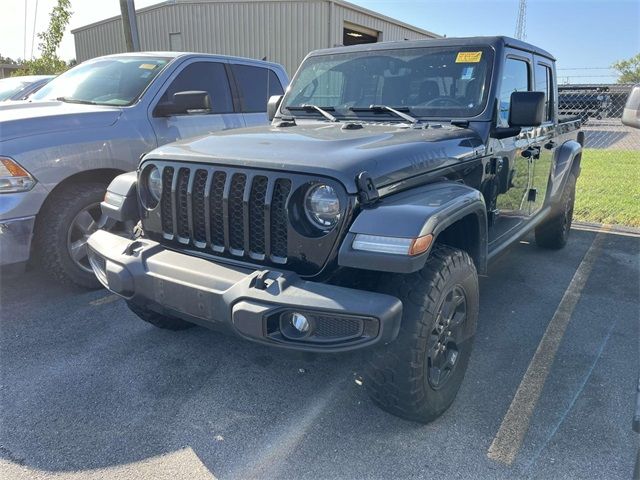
[498,58,530,127]
[231,65,285,113]
[535,63,553,121]
[160,61,233,114]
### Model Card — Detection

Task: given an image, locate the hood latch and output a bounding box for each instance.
[356,171,379,206]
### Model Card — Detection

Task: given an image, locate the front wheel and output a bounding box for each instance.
[364,245,479,423]
[35,182,132,288]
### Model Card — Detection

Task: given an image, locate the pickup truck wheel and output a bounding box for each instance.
[126,302,195,331]
[535,172,576,249]
[364,245,478,423]
[35,182,134,289]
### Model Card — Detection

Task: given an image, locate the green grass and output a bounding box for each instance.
[574,149,640,227]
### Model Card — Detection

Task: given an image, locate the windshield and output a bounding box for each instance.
[32,56,170,106]
[283,46,494,120]
[0,78,29,101]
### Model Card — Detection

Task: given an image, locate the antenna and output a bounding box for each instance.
[515,0,527,40]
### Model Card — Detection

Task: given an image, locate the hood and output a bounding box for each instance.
[148,122,485,193]
[0,101,122,141]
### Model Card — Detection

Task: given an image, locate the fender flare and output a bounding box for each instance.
[338,182,488,274]
[549,139,582,204]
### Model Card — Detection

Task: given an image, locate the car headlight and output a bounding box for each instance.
[0,157,36,193]
[304,184,340,229]
[140,165,162,209]
[148,166,162,202]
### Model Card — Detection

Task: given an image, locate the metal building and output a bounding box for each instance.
[72,0,440,76]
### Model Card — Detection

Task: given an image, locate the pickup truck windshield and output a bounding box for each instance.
[283,46,493,120]
[0,78,30,101]
[32,56,170,106]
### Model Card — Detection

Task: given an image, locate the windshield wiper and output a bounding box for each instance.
[288,104,338,122]
[350,105,418,124]
[56,96,99,105]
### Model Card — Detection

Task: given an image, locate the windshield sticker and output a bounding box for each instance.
[456,52,482,63]
[139,63,158,70]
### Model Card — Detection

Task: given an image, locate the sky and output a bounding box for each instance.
[2,0,639,83]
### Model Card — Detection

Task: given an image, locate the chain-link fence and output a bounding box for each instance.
[559,83,640,150]
[559,83,640,228]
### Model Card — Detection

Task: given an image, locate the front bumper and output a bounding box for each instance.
[0,216,35,266]
[87,229,403,352]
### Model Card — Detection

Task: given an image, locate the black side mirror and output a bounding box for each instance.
[622,84,640,129]
[268,94,283,121]
[154,90,211,117]
[509,91,545,127]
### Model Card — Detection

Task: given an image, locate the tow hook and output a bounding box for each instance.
[123,240,145,256]
[251,270,272,290]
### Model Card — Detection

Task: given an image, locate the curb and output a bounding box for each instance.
[572,221,640,236]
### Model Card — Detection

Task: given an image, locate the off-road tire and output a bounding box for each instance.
[126,302,195,331]
[364,245,479,423]
[535,172,576,249]
[34,182,108,289]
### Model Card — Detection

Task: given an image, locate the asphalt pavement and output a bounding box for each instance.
[1,226,638,480]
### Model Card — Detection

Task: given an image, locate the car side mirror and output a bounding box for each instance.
[154,90,211,117]
[268,94,283,121]
[622,84,640,129]
[509,91,545,128]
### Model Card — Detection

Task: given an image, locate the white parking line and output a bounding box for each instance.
[487,226,610,465]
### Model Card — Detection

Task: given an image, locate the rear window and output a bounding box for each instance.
[231,65,284,113]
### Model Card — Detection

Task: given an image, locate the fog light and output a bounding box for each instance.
[280,311,314,340]
[291,312,310,333]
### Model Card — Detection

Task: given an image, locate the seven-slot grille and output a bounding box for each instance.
[159,165,292,262]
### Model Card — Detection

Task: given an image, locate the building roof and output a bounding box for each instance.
[312,36,555,60]
[71,0,441,38]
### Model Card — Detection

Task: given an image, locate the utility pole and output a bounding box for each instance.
[515,0,527,40]
[119,0,140,52]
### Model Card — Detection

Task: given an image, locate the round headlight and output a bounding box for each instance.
[304,184,341,229]
[147,166,162,202]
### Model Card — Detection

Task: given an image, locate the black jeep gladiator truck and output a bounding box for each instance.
[88,36,582,423]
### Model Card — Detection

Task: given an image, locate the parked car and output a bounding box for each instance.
[622,83,639,128]
[0,75,54,102]
[558,87,611,122]
[88,37,582,423]
[0,52,288,286]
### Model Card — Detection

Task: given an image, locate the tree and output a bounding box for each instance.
[14,0,73,76]
[0,55,21,65]
[612,53,640,84]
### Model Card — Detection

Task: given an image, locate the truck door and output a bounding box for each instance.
[148,59,245,146]
[529,57,557,215]
[489,52,534,243]
[228,63,285,127]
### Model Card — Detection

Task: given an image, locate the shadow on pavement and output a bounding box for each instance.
[0,228,637,479]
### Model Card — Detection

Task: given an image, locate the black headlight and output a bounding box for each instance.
[148,166,162,202]
[140,165,161,209]
[304,184,341,229]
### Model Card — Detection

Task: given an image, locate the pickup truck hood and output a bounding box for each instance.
[0,101,122,141]
[149,122,485,194]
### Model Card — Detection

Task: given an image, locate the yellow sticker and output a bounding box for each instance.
[139,63,157,70]
[455,52,482,63]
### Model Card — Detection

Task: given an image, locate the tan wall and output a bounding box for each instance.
[73,0,437,77]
